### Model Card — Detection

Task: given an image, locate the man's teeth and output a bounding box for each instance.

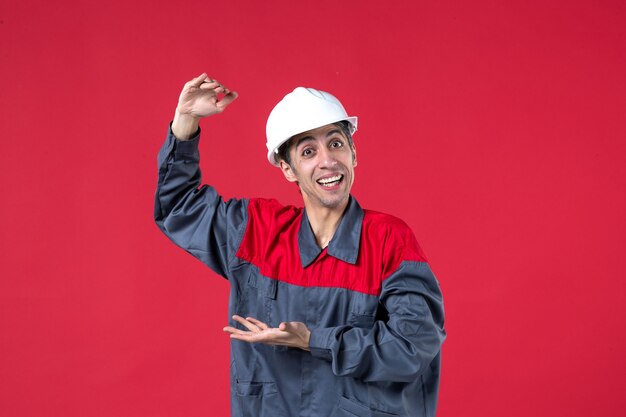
[317,175,343,185]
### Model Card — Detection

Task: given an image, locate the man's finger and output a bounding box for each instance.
[217,83,231,93]
[216,91,238,112]
[223,326,264,340]
[199,81,220,90]
[188,73,209,88]
[232,314,260,332]
[279,322,302,335]
[224,328,269,343]
[223,325,246,335]
[245,317,269,330]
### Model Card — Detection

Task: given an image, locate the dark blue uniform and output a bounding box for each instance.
[155,129,446,417]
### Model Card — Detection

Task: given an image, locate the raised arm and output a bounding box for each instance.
[155,74,245,278]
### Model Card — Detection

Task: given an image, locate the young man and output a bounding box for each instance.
[155,73,446,417]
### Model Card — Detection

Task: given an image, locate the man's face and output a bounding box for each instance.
[279,124,357,211]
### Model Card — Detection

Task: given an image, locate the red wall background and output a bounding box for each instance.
[1,1,625,416]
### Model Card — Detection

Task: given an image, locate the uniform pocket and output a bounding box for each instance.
[237,271,277,324]
[332,396,400,417]
[235,380,282,417]
[235,380,277,396]
[247,271,278,299]
[347,292,380,329]
[349,311,376,328]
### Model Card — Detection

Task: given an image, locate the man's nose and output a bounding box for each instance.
[317,147,337,168]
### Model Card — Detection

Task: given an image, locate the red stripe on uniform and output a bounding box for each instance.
[236,199,427,296]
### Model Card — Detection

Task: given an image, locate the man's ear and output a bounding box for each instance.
[279,160,298,183]
[352,146,357,167]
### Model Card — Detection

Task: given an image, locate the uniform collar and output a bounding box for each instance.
[298,196,364,267]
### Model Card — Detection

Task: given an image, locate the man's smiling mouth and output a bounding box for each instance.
[316,174,344,187]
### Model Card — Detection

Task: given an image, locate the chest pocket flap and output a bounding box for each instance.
[247,273,278,299]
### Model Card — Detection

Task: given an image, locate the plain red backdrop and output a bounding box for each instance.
[1,1,625,416]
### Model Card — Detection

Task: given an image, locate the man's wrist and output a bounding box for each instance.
[172,111,200,140]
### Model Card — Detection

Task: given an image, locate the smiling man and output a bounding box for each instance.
[155,74,446,417]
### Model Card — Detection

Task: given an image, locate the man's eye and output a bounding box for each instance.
[302,148,313,157]
[330,140,344,148]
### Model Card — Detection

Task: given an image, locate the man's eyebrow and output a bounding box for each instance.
[325,128,343,138]
[295,129,343,148]
[295,136,314,148]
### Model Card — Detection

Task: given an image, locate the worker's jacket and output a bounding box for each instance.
[154,129,446,417]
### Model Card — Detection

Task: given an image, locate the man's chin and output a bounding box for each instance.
[318,194,350,210]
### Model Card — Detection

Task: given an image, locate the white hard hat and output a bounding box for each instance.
[265,87,358,166]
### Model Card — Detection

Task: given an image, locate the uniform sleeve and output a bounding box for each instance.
[154,127,248,278]
[308,261,446,383]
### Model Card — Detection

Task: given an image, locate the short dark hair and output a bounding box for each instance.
[276,121,354,167]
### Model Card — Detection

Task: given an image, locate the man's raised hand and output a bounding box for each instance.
[172,73,238,140]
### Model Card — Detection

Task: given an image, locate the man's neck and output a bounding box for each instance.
[304,198,350,249]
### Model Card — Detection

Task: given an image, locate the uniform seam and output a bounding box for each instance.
[226,198,250,276]
[382,260,429,282]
